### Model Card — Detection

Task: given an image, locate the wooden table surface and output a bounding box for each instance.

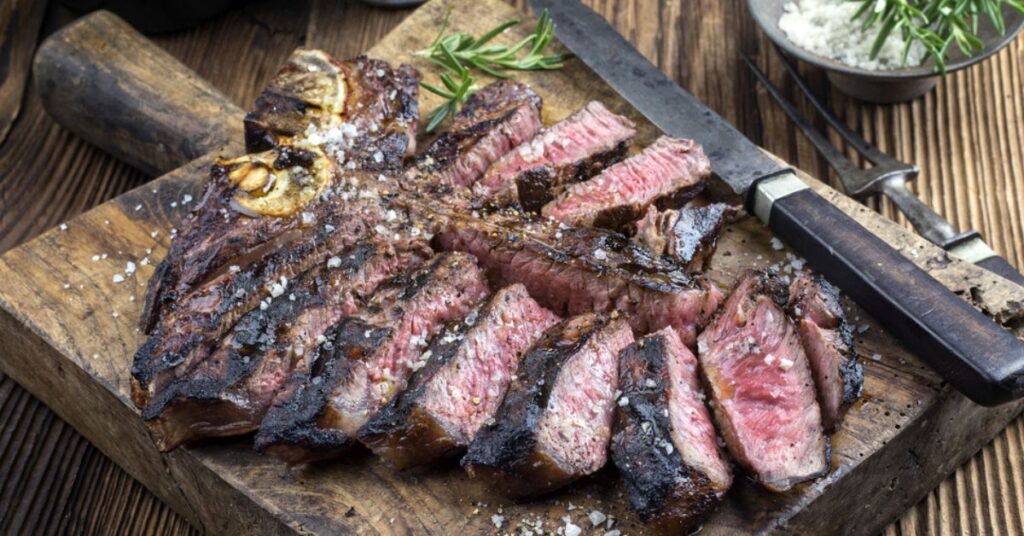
[0,0,1021,534]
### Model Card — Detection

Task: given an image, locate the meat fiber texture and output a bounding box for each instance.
[255,252,489,464]
[697,270,829,492]
[542,136,711,229]
[473,101,636,208]
[787,273,863,431]
[612,327,732,535]
[434,211,722,348]
[462,313,633,498]
[413,80,543,189]
[142,239,431,451]
[358,284,560,469]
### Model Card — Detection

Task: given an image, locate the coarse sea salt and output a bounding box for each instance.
[778,0,927,71]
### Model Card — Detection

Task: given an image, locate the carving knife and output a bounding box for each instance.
[530,0,1024,405]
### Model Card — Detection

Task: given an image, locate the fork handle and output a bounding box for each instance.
[947,236,1024,288]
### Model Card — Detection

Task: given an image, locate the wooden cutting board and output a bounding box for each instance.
[2,1,1024,534]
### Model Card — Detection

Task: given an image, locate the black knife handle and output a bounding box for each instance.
[976,254,1024,288]
[754,174,1024,405]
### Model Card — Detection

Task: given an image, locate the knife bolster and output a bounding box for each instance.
[750,172,809,223]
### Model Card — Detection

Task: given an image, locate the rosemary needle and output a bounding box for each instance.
[418,9,572,131]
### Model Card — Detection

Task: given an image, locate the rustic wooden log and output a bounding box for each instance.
[0,0,46,146]
[4,0,1023,534]
[32,10,244,176]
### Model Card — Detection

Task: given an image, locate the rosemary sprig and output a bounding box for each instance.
[852,0,1024,72]
[418,9,572,131]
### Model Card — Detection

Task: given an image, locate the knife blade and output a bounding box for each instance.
[531,0,1024,405]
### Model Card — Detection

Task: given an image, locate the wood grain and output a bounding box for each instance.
[0,0,1022,534]
[0,0,46,146]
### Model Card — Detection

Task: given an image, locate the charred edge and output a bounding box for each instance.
[513,140,631,213]
[461,314,607,476]
[612,335,720,532]
[254,318,393,462]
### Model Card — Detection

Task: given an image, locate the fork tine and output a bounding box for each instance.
[771,44,904,168]
[742,54,864,181]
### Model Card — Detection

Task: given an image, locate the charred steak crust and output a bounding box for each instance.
[473,100,636,208]
[357,284,559,469]
[635,202,740,272]
[255,252,489,465]
[462,313,631,498]
[131,195,389,408]
[141,53,418,335]
[611,328,730,535]
[244,51,420,159]
[698,270,830,492]
[411,80,542,189]
[786,273,863,431]
[140,239,431,451]
[542,136,711,230]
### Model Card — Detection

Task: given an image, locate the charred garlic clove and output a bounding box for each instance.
[221,147,332,217]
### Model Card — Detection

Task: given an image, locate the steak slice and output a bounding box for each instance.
[786,273,863,432]
[245,50,420,162]
[634,202,740,271]
[141,239,431,451]
[255,252,489,464]
[697,270,829,492]
[434,211,722,347]
[412,80,542,189]
[611,327,732,534]
[462,313,633,498]
[131,195,394,408]
[542,136,711,229]
[473,101,635,209]
[357,284,560,469]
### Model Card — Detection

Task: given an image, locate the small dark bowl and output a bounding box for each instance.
[748,0,1024,102]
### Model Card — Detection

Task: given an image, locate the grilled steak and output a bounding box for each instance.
[635,202,739,271]
[131,194,396,408]
[473,101,635,209]
[611,327,731,535]
[358,284,560,469]
[141,239,431,450]
[412,80,542,189]
[435,211,722,347]
[255,252,489,464]
[786,273,862,431]
[140,53,418,334]
[697,270,828,492]
[244,50,420,161]
[462,313,633,498]
[542,136,711,229]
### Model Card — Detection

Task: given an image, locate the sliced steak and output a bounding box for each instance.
[786,273,863,432]
[462,313,633,498]
[434,211,722,347]
[635,202,739,271]
[141,239,431,450]
[473,101,635,209]
[255,252,489,464]
[245,50,420,162]
[411,80,542,189]
[142,52,418,333]
[611,327,731,534]
[131,194,395,408]
[542,136,711,229]
[358,284,560,469]
[697,270,829,492]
